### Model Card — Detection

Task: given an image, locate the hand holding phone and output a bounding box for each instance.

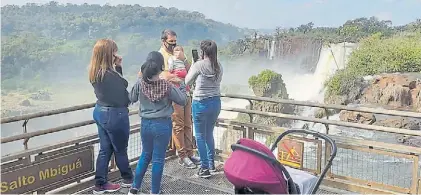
[192,49,199,63]
[113,54,122,66]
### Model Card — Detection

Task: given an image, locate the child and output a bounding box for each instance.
[168,46,190,91]
[129,51,187,194]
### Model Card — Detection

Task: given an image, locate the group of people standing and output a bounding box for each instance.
[88,29,223,195]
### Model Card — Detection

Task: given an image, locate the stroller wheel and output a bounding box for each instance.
[288,183,300,194]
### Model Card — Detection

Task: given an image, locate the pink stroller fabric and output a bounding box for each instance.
[224,138,288,194]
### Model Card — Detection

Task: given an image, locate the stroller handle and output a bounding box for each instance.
[231,144,299,194]
[269,129,338,194]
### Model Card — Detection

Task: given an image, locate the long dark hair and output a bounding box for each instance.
[200,40,220,80]
[141,51,164,83]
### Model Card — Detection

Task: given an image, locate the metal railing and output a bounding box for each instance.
[1,93,420,194]
[214,119,420,194]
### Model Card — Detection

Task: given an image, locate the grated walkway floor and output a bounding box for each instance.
[78,158,341,194]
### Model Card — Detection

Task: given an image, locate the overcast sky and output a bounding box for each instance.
[2,0,420,29]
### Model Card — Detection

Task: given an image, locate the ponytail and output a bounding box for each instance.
[209,52,220,81]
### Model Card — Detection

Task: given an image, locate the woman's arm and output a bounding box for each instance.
[129,79,140,103]
[168,84,187,106]
[185,62,200,86]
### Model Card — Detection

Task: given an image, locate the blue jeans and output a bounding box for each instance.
[132,117,172,194]
[192,96,221,169]
[93,104,133,186]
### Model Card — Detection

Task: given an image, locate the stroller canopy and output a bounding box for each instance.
[224,138,288,194]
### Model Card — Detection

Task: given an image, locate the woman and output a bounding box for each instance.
[185,40,223,178]
[88,39,133,194]
[129,51,187,194]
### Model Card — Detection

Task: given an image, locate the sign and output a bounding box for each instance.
[277,139,304,169]
[1,146,94,194]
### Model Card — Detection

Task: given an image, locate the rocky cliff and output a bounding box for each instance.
[327,73,421,112]
[333,73,421,147]
[255,37,322,73]
[220,70,296,151]
[360,73,421,112]
[240,69,295,126]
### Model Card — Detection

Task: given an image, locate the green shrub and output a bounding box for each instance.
[325,69,363,97]
[248,69,280,88]
[325,33,421,96]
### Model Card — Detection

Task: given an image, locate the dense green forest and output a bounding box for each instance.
[2,1,421,97]
[223,17,421,57]
[1,1,249,91]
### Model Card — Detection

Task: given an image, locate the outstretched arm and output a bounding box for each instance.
[129,79,140,103]
[168,84,187,106]
[185,62,200,86]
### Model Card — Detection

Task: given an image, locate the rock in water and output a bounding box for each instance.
[360,73,421,112]
[20,99,31,107]
[314,108,338,119]
[396,135,421,147]
[246,70,296,126]
[373,116,421,147]
[338,110,376,125]
[374,117,420,130]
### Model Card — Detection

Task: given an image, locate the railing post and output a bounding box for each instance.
[325,141,333,178]
[22,119,29,150]
[22,119,31,166]
[410,155,420,194]
[417,177,421,195]
[247,100,254,139]
[323,108,330,134]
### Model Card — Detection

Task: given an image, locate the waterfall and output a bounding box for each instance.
[269,40,276,60]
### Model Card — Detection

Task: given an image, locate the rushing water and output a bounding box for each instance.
[217,42,414,189]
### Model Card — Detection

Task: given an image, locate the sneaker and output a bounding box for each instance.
[121,179,133,187]
[196,168,211,178]
[189,156,201,165]
[209,160,216,172]
[93,182,121,194]
[178,157,197,169]
[128,188,139,195]
[209,165,216,172]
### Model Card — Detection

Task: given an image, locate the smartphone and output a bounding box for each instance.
[192,49,199,63]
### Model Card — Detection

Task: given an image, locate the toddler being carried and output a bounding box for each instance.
[168,46,190,91]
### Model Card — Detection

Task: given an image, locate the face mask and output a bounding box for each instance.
[166,42,177,53]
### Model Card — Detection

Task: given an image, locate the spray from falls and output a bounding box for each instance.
[217,41,356,147]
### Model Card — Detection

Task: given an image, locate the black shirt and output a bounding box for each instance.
[92,66,130,107]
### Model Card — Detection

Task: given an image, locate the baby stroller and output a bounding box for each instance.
[224,129,337,194]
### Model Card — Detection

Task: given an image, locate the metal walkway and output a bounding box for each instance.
[77,158,343,194]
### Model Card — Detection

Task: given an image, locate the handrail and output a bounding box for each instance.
[220,93,421,119]
[2,93,420,124]
[1,110,138,144]
[222,107,421,136]
[2,106,420,145]
[1,103,96,124]
[216,119,421,154]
